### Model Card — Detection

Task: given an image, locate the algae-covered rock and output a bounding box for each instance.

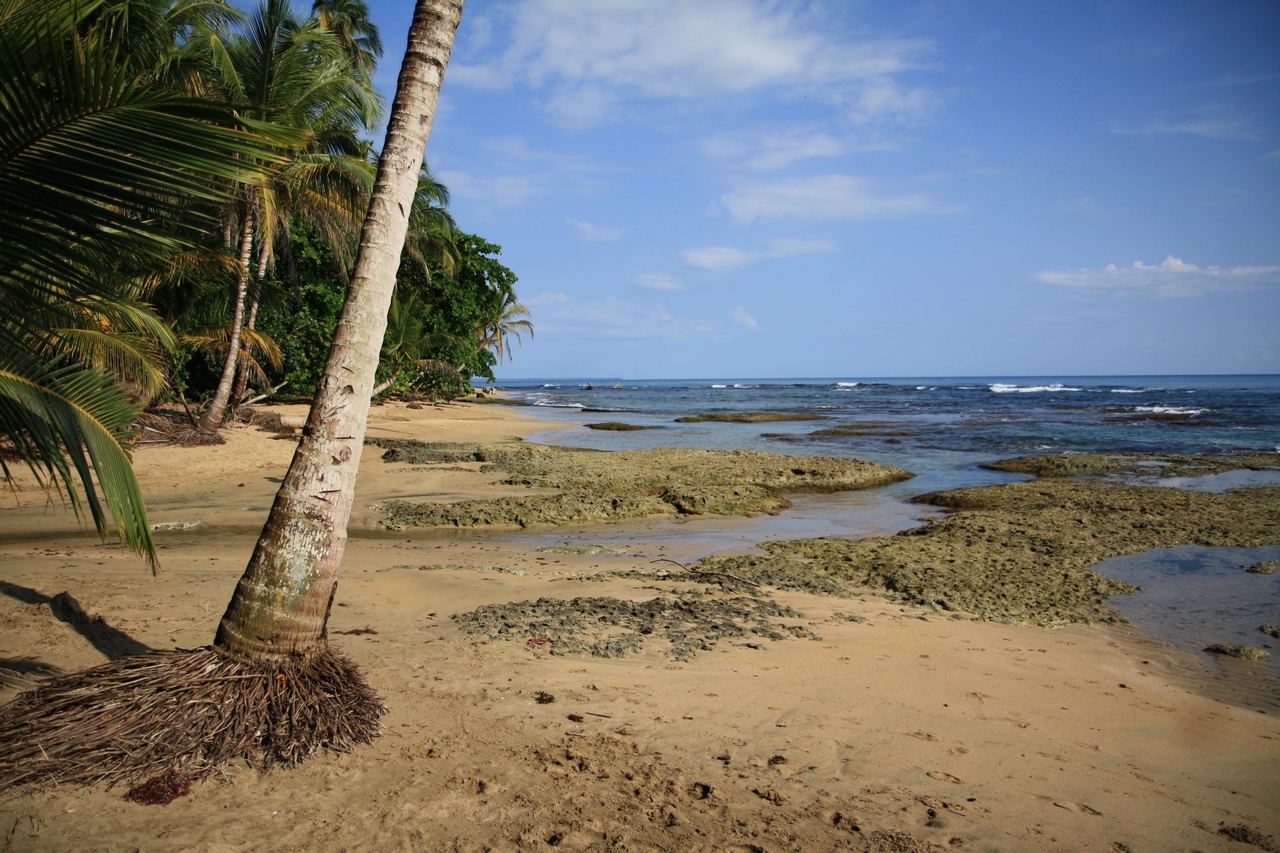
[381,491,675,529]
[453,595,810,661]
[984,451,1280,480]
[371,440,911,529]
[1205,644,1271,661]
[696,479,1280,626]
[675,411,828,424]
[1246,559,1279,574]
[1259,625,1280,639]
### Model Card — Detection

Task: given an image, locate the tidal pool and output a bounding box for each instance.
[1095,544,1280,680]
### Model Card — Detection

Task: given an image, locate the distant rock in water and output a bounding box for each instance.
[1245,559,1278,574]
[585,422,664,431]
[675,411,828,424]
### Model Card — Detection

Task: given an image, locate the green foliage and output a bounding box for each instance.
[0,0,289,568]
[399,233,518,384]
[256,221,348,396]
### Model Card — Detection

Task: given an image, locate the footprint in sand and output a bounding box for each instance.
[927,770,963,784]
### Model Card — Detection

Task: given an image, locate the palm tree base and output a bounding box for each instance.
[0,645,384,791]
[136,410,228,446]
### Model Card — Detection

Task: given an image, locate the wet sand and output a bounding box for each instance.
[1,400,1278,852]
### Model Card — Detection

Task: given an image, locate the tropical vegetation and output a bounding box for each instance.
[0,0,528,565]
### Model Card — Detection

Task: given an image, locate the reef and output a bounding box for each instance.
[696,474,1280,626]
[371,440,911,530]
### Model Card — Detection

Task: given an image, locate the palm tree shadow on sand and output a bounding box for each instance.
[0,581,152,662]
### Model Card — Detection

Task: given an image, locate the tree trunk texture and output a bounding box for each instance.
[215,0,464,662]
[229,279,263,408]
[197,200,254,433]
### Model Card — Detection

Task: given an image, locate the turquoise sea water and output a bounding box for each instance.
[489,375,1280,686]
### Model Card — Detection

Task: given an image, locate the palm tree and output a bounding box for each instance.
[195,0,381,433]
[0,0,466,790]
[403,165,460,277]
[373,289,465,397]
[0,0,283,567]
[477,289,534,363]
[312,0,383,73]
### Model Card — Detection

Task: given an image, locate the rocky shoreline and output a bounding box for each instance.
[698,475,1280,626]
[369,438,912,529]
[375,439,1280,628]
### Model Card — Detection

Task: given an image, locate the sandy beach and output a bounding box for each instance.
[1,400,1278,852]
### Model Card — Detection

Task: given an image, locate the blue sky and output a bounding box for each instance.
[363,0,1279,379]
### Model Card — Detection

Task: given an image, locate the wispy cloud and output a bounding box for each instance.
[451,0,935,127]
[682,237,836,270]
[732,305,758,328]
[1110,113,1259,142]
[527,291,569,306]
[535,295,708,340]
[567,217,623,240]
[700,129,848,171]
[635,273,684,292]
[1054,196,1113,215]
[435,170,546,209]
[720,174,953,223]
[435,138,609,213]
[1037,256,1280,298]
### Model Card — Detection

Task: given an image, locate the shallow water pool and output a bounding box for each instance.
[1094,544,1280,680]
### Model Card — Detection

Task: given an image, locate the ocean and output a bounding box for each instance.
[489,375,1280,682]
[498,375,1280,489]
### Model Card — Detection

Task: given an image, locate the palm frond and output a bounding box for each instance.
[0,345,155,570]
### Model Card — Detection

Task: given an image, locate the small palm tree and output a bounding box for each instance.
[374,289,465,397]
[477,290,534,363]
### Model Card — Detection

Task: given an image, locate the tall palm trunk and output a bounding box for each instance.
[215,0,463,661]
[229,250,269,407]
[197,198,254,432]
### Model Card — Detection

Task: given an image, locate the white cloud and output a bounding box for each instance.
[635,273,683,291]
[682,246,756,270]
[450,0,934,127]
[732,305,758,328]
[720,174,951,223]
[1037,256,1280,298]
[845,77,936,126]
[682,238,836,270]
[567,217,623,240]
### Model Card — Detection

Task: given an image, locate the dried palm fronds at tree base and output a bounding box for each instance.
[133,410,225,447]
[0,646,384,791]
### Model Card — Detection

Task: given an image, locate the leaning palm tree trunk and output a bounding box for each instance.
[216,0,462,659]
[0,0,465,789]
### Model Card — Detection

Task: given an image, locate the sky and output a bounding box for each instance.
[361,0,1279,380]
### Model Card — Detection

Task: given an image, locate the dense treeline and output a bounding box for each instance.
[0,0,529,563]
